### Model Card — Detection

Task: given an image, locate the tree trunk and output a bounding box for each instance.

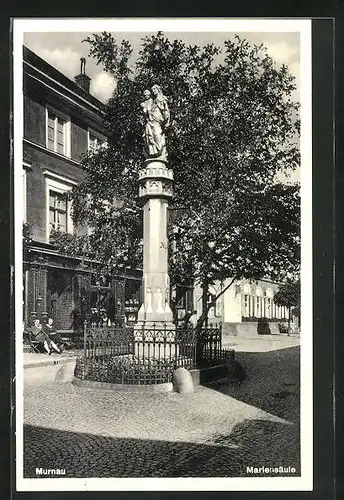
[287,305,291,335]
[195,281,209,336]
[194,277,237,336]
[202,281,209,328]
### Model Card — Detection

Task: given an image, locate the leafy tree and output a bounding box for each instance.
[274,280,301,329]
[71,31,300,330]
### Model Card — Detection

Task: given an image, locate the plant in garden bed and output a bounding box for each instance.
[257,317,272,335]
[75,355,178,384]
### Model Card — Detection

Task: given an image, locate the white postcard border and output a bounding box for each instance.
[13,17,313,492]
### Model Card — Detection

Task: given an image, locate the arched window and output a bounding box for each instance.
[243,284,251,317]
[256,287,262,318]
[209,286,221,317]
[265,289,273,318]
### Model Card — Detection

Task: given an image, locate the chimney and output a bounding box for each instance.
[74,57,91,93]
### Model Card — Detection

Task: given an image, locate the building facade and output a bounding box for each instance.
[22,47,141,331]
[174,278,291,327]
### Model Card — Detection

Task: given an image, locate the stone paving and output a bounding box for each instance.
[23,342,300,478]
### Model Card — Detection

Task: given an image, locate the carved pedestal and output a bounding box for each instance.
[136,159,174,328]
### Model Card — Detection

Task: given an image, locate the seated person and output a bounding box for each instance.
[43,317,63,347]
[28,318,61,355]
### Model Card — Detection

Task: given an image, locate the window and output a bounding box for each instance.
[244,294,249,314]
[207,293,215,310]
[256,287,262,318]
[242,284,251,317]
[265,289,273,319]
[175,286,186,308]
[207,291,215,317]
[43,170,76,242]
[88,129,107,151]
[256,297,261,318]
[215,294,222,317]
[49,191,68,232]
[266,298,271,318]
[46,107,70,157]
[208,286,221,318]
[196,292,202,316]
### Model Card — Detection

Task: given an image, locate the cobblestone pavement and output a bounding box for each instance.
[23,345,300,478]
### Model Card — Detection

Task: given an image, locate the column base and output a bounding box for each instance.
[136,303,174,325]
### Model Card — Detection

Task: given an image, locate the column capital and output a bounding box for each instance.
[138,161,174,200]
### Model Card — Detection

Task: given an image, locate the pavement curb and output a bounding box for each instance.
[24,356,77,370]
[72,377,174,393]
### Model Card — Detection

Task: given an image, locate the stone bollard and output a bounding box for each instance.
[172,367,194,394]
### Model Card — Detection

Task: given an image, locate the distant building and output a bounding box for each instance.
[22,47,141,331]
[174,278,291,328]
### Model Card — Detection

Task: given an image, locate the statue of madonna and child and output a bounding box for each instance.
[140,84,170,161]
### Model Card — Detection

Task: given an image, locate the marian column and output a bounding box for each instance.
[136,85,174,326]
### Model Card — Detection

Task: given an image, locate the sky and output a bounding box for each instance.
[24,31,300,104]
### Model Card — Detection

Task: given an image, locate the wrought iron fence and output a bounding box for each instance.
[75,322,234,385]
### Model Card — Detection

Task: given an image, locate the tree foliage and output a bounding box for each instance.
[274,280,301,309]
[274,279,301,328]
[71,31,301,321]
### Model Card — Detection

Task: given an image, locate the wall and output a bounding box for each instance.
[191,278,287,326]
[24,144,86,243]
[193,280,243,324]
[192,282,227,324]
[22,55,107,331]
[26,267,37,319]
[47,269,74,331]
[23,82,102,246]
[71,120,88,162]
[239,279,288,320]
[25,92,89,163]
[24,160,47,242]
[24,95,45,146]
[222,321,281,340]
[223,284,242,322]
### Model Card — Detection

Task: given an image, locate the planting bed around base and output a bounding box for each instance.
[75,354,181,385]
[74,348,238,391]
[75,324,237,388]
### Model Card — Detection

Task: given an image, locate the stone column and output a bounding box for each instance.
[34,265,48,323]
[136,160,174,327]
